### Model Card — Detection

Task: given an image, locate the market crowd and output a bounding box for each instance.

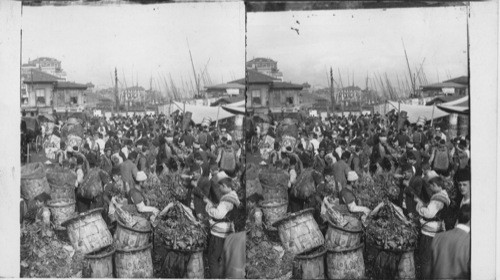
[248,110,470,279]
[21,111,246,279]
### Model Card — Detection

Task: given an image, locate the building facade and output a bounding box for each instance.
[233,70,302,114]
[22,69,87,115]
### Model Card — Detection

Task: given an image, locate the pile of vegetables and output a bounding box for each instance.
[365,202,418,251]
[155,202,207,251]
[143,172,188,211]
[246,223,294,279]
[353,172,396,209]
[20,221,84,278]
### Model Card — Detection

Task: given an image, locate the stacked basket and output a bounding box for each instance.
[273,208,326,279]
[62,208,116,278]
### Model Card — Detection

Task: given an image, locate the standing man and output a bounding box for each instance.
[429,204,470,279]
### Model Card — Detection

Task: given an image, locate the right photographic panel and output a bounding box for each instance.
[245,4,470,280]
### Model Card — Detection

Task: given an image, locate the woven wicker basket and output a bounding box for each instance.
[114,243,154,278]
[114,220,152,250]
[259,199,288,229]
[47,198,76,228]
[46,168,77,187]
[293,246,327,279]
[326,243,365,280]
[325,216,363,251]
[50,184,76,200]
[273,208,325,255]
[21,163,50,200]
[83,245,115,278]
[62,208,113,254]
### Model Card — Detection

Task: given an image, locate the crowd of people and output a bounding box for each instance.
[250,110,471,279]
[21,111,246,279]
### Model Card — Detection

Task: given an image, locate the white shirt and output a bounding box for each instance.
[95,139,106,155]
[456,224,470,234]
[310,139,320,153]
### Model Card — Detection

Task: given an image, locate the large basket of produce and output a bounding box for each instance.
[47,198,76,228]
[325,215,363,251]
[46,167,77,187]
[365,202,418,252]
[21,162,50,201]
[50,183,75,200]
[21,221,84,278]
[246,178,263,201]
[326,243,365,280]
[114,217,152,250]
[155,202,207,251]
[258,167,289,201]
[114,243,154,278]
[83,245,115,278]
[143,173,188,211]
[62,208,113,254]
[292,245,327,280]
[351,172,388,209]
[272,208,325,255]
[160,247,205,279]
[365,243,416,280]
[77,168,103,200]
[291,168,322,200]
[259,198,288,228]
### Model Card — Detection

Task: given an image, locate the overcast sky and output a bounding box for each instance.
[22,2,245,89]
[247,6,468,89]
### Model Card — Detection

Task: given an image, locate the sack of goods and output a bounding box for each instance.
[78,168,103,200]
[155,202,207,251]
[220,148,237,173]
[291,168,322,200]
[320,196,348,228]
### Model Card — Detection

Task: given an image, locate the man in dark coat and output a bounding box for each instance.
[429,204,470,279]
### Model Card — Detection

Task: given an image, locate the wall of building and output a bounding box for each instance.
[53,89,85,108]
[247,84,269,108]
[22,84,53,107]
[269,89,300,108]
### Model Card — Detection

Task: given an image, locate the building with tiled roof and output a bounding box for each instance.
[232,69,303,114]
[421,79,468,97]
[21,69,88,115]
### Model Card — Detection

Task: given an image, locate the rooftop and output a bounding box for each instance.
[55,81,88,90]
[421,82,467,90]
[23,69,61,83]
[271,81,303,90]
[205,83,245,91]
[230,69,279,84]
[443,76,468,85]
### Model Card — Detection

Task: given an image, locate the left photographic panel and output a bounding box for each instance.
[19,2,246,278]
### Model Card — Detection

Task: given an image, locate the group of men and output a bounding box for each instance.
[253,111,470,279]
[24,111,246,279]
